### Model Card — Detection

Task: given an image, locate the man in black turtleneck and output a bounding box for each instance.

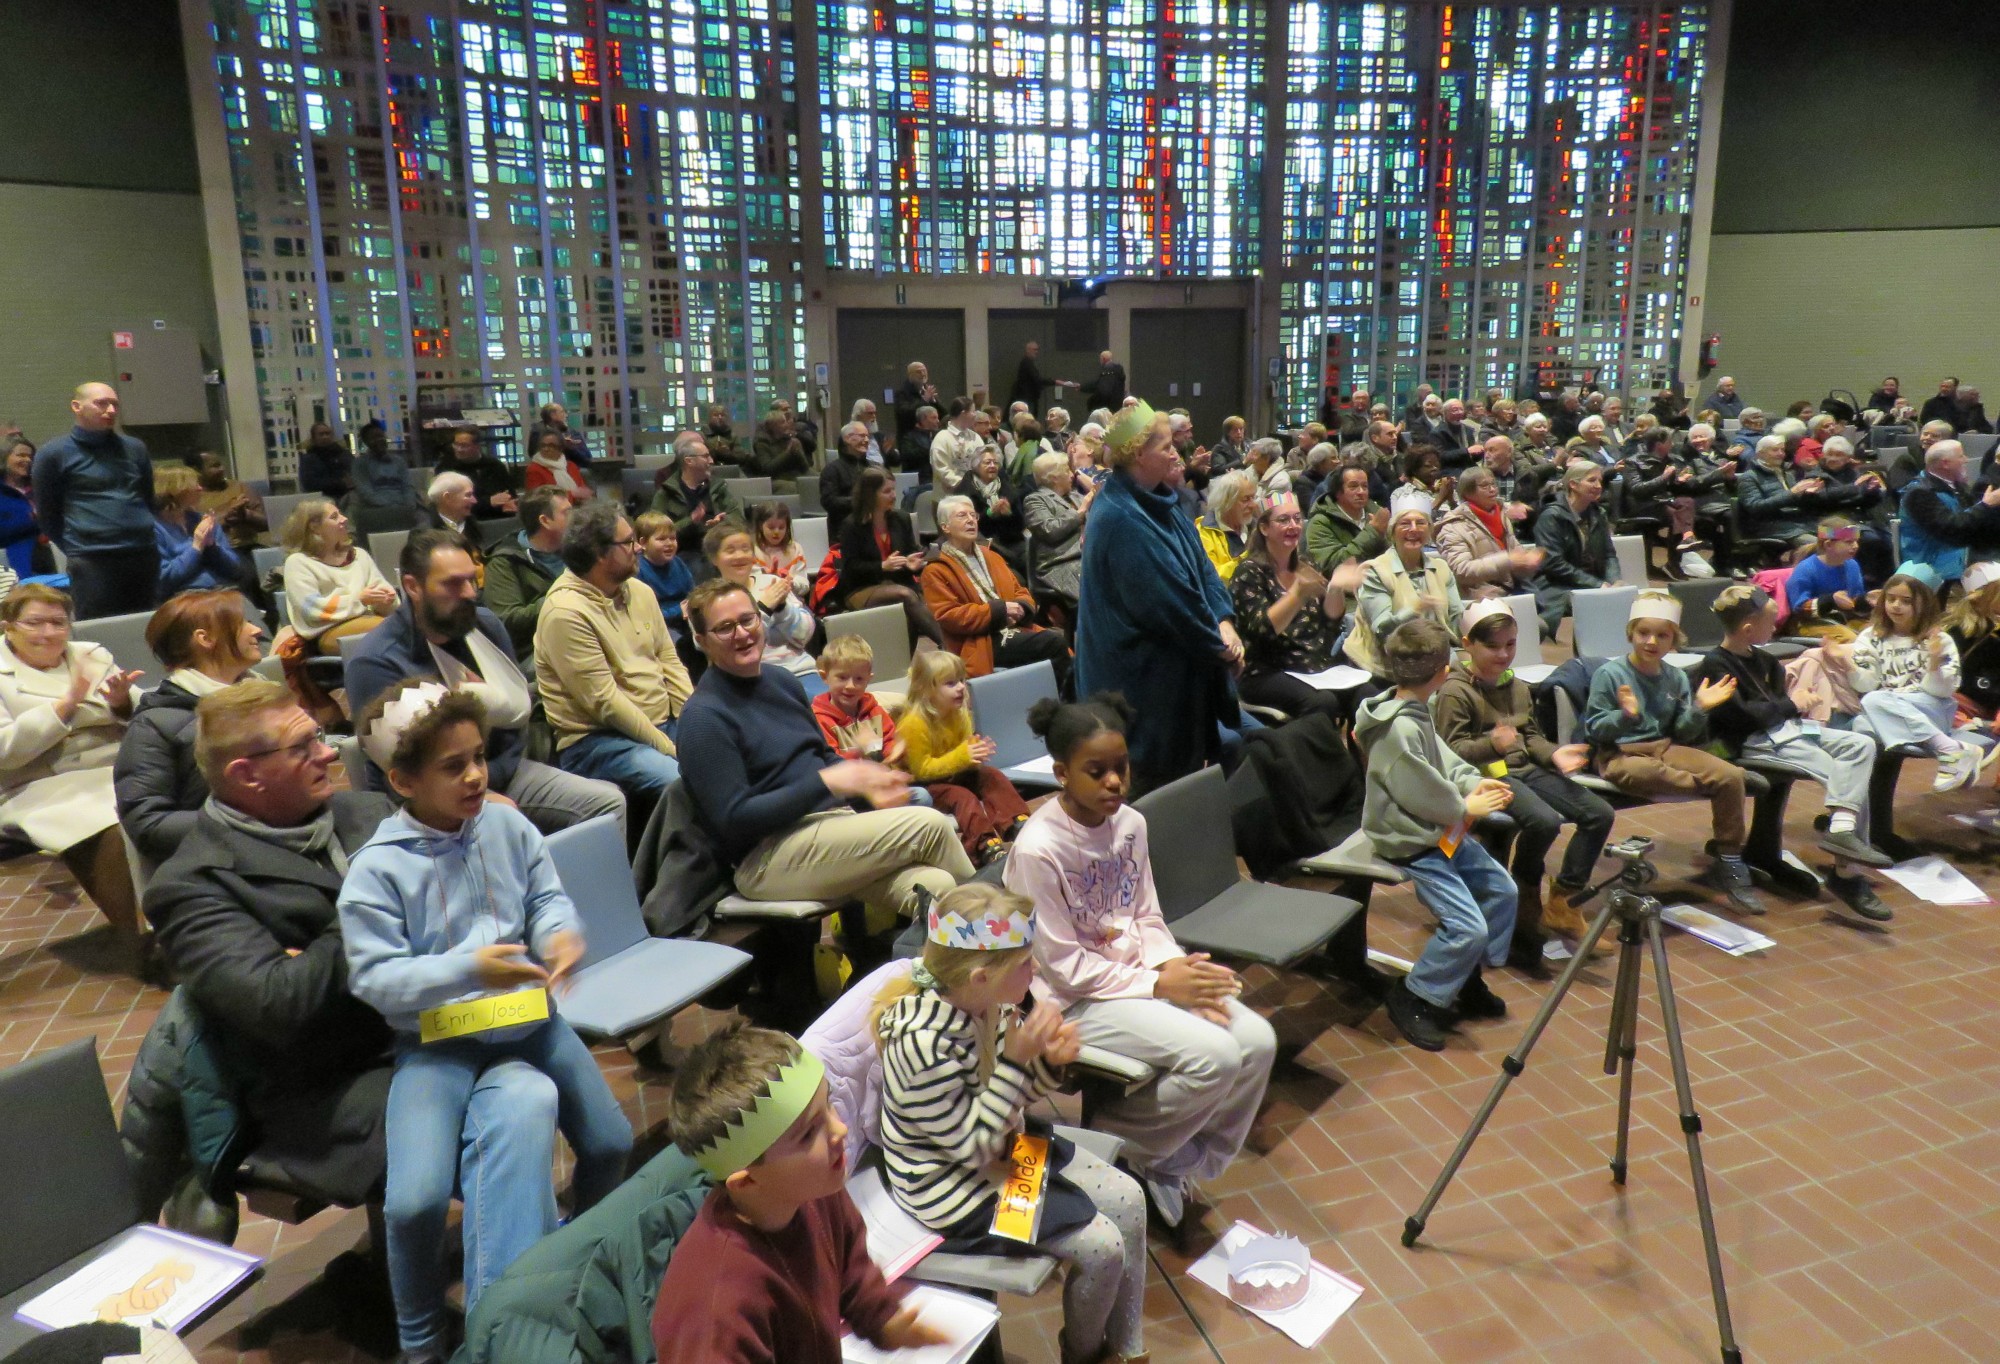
[32,381,158,618]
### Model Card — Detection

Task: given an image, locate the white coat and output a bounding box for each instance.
[0,638,126,851]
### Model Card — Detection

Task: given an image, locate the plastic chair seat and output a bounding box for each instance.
[1072,1046,1157,1094]
[1295,828,1408,884]
[560,938,751,1037]
[715,894,840,921]
[1167,879,1361,967]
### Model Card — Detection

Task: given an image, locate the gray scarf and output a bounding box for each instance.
[203,796,350,876]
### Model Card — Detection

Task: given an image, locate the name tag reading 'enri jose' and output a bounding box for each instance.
[419,987,550,1044]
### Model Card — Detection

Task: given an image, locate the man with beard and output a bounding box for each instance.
[345,527,625,833]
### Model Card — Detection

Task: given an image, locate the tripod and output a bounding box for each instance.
[1398,837,1744,1364]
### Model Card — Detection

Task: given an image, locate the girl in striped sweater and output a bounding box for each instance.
[872,883,1150,1364]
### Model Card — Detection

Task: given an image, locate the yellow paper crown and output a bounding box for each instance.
[687,1048,827,1180]
[1103,401,1159,458]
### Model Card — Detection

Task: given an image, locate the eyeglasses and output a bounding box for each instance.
[240,727,328,763]
[1267,513,1304,527]
[609,535,638,551]
[705,614,761,639]
[7,616,71,633]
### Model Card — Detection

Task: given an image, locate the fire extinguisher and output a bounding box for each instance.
[1698,332,1719,379]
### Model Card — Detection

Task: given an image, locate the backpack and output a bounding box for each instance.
[809,545,846,615]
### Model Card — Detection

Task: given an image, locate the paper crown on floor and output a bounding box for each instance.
[927,899,1035,951]
[1628,592,1683,625]
[1387,485,1433,524]
[1460,599,1516,634]
[359,680,453,772]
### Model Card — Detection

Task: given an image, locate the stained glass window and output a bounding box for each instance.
[198,0,806,473]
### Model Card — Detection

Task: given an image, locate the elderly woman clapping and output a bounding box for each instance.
[1344,486,1464,679]
[922,495,1072,692]
[1023,450,1093,611]
[1198,469,1260,583]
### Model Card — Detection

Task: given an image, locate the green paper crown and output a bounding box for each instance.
[1104,400,1159,458]
[689,1048,827,1179]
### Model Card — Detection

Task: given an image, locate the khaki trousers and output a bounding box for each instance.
[734,805,975,923]
[1598,738,1748,853]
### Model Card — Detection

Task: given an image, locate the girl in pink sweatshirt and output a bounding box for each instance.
[1002,693,1277,1231]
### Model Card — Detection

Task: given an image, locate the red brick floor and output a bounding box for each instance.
[6,764,2000,1362]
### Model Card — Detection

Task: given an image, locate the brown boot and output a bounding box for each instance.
[1543,881,1605,958]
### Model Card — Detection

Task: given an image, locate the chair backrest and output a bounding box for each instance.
[72,610,157,679]
[797,480,825,513]
[1571,584,1638,660]
[272,590,288,629]
[475,516,516,549]
[337,631,369,660]
[1963,432,2000,465]
[544,814,647,966]
[967,659,1060,769]
[913,489,942,538]
[369,529,414,579]
[334,734,370,790]
[1131,766,1245,925]
[1668,578,1732,649]
[245,478,272,497]
[721,476,772,500]
[894,471,920,498]
[1612,533,1648,587]
[1503,592,1544,668]
[1551,685,1581,744]
[825,603,912,682]
[251,545,286,583]
[795,515,830,568]
[262,492,313,535]
[621,467,653,503]
[712,463,745,481]
[743,492,802,518]
[0,1039,140,1296]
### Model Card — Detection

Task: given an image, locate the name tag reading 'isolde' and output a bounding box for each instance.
[990,1131,1051,1243]
[419,987,550,1044]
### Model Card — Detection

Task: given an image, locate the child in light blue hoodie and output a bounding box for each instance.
[339,678,632,1364]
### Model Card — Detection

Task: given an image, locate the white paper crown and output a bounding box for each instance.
[927,901,1035,951]
[360,680,453,772]
[1460,599,1516,634]
[1628,593,1683,626]
[1964,560,2000,596]
[1226,1233,1312,1310]
[1388,485,1433,524]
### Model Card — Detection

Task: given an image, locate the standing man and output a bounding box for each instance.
[1007,340,1073,413]
[1087,349,1127,413]
[894,361,940,439]
[34,382,157,618]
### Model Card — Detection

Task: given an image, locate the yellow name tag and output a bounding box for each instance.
[419,987,550,1044]
[1482,760,1509,779]
[990,1132,1051,1244]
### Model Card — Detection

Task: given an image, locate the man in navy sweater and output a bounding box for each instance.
[675,578,972,921]
[33,382,158,618]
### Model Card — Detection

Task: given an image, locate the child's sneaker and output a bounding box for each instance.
[1934,744,1980,792]
[1699,858,1767,915]
[1386,978,1451,1051]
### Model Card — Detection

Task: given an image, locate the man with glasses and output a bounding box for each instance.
[676,577,973,925]
[649,431,739,567]
[345,527,626,834]
[535,501,692,801]
[143,679,398,1208]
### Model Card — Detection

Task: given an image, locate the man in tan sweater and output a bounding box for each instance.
[535,501,693,798]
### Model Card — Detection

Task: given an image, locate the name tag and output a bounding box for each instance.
[1798,719,1821,737]
[990,1132,1051,1244]
[419,987,550,1044]
[1482,760,1509,779]
[1438,818,1468,858]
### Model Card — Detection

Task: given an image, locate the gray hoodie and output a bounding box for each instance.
[1354,689,1483,861]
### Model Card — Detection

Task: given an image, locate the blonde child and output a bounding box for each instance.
[895,650,1028,864]
[748,500,810,601]
[1582,591,1757,911]
[1784,517,1873,642]
[1831,563,1985,790]
[633,511,693,640]
[1004,693,1275,1229]
[874,884,1148,1364]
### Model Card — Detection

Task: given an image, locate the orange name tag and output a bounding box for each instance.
[1438,818,1468,858]
[990,1132,1051,1244]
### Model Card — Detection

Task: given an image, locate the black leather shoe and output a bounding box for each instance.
[1453,968,1509,1021]
[1386,979,1450,1051]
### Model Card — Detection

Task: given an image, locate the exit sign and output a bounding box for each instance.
[112,331,135,350]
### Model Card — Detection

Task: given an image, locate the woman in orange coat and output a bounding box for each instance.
[921,495,1072,696]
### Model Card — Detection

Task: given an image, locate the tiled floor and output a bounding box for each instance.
[6,767,2000,1362]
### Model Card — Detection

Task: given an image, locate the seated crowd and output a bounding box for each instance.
[8,362,1995,1363]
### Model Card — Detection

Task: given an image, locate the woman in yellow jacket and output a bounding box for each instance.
[893,650,1029,866]
[1196,469,1260,583]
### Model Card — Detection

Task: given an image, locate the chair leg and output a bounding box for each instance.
[1869,754,1920,862]
[1318,883,1387,999]
[1743,778,1818,897]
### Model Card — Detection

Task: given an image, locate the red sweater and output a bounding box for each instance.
[651,1187,906,1364]
[812,690,899,762]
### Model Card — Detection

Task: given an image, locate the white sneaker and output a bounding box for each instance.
[1143,1175,1186,1229]
[1680,550,1717,578]
[1934,745,1980,792]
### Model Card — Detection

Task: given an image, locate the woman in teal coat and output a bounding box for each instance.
[1074,402,1244,793]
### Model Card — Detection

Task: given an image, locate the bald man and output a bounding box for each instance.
[33,382,158,618]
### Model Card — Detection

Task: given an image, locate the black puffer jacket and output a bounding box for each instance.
[113,680,207,867]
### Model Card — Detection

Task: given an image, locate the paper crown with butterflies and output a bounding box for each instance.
[927,898,1036,951]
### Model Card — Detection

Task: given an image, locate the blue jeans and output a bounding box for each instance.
[1399,838,1518,1009]
[558,720,680,796]
[383,1017,633,1354]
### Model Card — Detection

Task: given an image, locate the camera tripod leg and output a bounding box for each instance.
[1604,908,1647,1186]
[1646,913,1744,1364]
[1400,893,1621,1250]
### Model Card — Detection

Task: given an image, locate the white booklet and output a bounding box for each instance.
[15,1225,263,1333]
[1879,855,1991,906]
[1660,904,1777,955]
[847,1166,944,1282]
[1286,664,1374,691]
[841,1285,999,1364]
[1188,1220,1364,1349]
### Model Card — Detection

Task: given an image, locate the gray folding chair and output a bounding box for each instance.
[544,815,753,1038]
[1613,533,1649,587]
[967,659,1061,790]
[825,603,913,683]
[1570,584,1638,659]
[1504,592,1553,683]
[261,491,312,535]
[721,476,773,501]
[369,529,414,577]
[1132,767,1362,967]
[913,488,942,539]
[252,544,286,584]
[795,515,830,568]
[72,610,156,680]
[797,480,824,514]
